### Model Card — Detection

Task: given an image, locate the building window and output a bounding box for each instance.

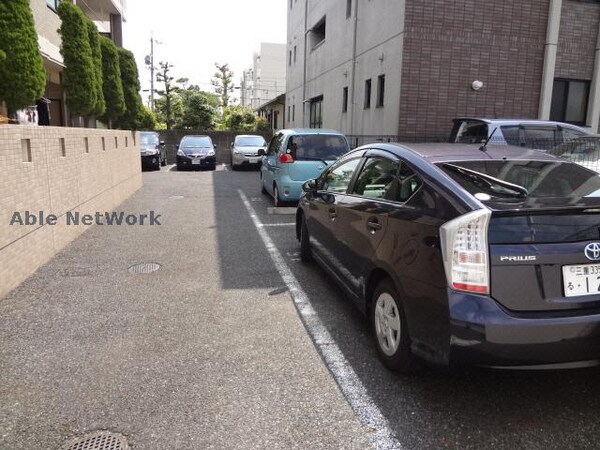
[346,0,352,18]
[309,96,323,128]
[290,0,293,9]
[288,106,291,122]
[376,75,385,107]
[310,17,326,49]
[292,104,295,121]
[364,79,372,109]
[47,0,59,11]
[342,87,348,113]
[274,111,279,130]
[550,79,590,125]
[288,50,292,66]
[293,46,297,64]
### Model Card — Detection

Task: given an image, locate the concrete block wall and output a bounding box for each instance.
[0,126,142,299]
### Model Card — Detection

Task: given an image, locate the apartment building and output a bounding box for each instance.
[29,0,126,126]
[286,0,600,142]
[240,43,287,111]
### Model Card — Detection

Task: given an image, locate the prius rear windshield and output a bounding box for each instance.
[288,135,349,161]
[438,159,600,199]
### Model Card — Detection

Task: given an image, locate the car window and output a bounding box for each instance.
[500,126,520,145]
[266,134,283,156]
[182,136,212,147]
[454,120,488,144]
[352,157,399,200]
[235,136,266,146]
[319,158,362,193]
[287,135,349,161]
[397,162,423,202]
[521,126,557,150]
[561,127,588,141]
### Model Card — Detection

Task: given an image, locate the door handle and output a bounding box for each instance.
[328,208,337,221]
[367,217,382,233]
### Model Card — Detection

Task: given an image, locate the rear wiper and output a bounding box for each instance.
[443,163,529,198]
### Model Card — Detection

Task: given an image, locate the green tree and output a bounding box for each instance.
[156,61,179,130]
[58,1,97,119]
[138,106,157,130]
[98,36,125,127]
[180,88,217,130]
[211,63,235,108]
[155,93,183,129]
[116,47,144,130]
[219,105,262,131]
[0,0,46,115]
[86,17,105,117]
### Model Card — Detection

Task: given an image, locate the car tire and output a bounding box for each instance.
[299,214,312,262]
[177,164,183,171]
[273,184,281,207]
[210,164,216,171]
[371,278,419,373]
[231,164,238,171]
[260,174,268,195]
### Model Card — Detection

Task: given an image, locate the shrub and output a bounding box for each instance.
[99,36,125,126]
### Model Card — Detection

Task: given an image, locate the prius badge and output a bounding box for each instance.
[584,243,600,261]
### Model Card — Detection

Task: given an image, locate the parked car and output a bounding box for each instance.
[260,129,350,206]
[450,118,591,150]
[231,135,267,170]
[296,142,600,372]
[140,131,166,170]
[547,135,600,173]
[176,135,216,171]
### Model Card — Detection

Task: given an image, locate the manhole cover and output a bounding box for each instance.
[128,262,161,274]
[61,431,129,450]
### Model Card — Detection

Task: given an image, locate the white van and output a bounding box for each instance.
[450,118,591,150]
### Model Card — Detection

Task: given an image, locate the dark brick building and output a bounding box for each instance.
[286,0,600,142]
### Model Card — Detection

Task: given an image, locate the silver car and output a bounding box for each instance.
[231,135,267,170]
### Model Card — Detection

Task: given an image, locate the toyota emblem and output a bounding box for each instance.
[584,243,600,261]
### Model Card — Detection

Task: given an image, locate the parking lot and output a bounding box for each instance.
[2,165,600,450]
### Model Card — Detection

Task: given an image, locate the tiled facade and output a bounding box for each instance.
[0,127,142,299]
[287,0,600,140]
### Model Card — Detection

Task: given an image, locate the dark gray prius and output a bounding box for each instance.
[296,143,600,372]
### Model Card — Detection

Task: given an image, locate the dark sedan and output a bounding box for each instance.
[296,143,600,372]
[140,131,166,170]
[176,135,217,171]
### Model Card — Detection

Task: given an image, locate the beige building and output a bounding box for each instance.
[240,43,287,111]
[29,0,126,126]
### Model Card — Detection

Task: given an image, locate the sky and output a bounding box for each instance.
[122,0,287,103]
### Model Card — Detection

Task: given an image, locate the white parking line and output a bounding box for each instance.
[258,223,295,227]
[238,189,403,450]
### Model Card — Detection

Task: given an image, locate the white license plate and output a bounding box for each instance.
[249,158,258,164]
[192,160,201,165]
[562,263,600,297]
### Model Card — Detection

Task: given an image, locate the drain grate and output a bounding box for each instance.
[128,262,161,274]
[61,431,129,450]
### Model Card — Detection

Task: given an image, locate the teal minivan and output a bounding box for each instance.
[259,129,350,206]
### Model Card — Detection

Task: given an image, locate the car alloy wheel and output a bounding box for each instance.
[371,279,419,373]
[299,214,312,262]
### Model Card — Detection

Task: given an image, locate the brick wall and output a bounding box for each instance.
[398,0,550,140]
[555,0,600,80]
[0,126,142,299]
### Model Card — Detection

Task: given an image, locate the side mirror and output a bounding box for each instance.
[257,148,266,156]
[231,142,234,148]
[159,140,165,146]
[302,179,317,193]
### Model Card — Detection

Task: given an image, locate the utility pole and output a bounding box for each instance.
[145,32,161,112]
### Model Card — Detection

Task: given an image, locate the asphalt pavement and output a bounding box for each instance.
[2,164,600,450]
